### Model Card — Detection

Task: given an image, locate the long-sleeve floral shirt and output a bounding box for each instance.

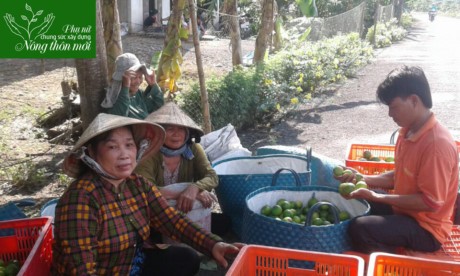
[52,172,222,275]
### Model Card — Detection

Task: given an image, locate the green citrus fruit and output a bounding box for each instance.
[363,150,372,160]
[339,211,351,221]
[311,211,319,220]
[319,211,329,220]
[271,205,283,217]
[293,200,303,209]
[370,156,382,162]
[342,169,353,176]
[333,166,344,177]
[355,173,364,182]
[260,205,272,216]
[338,182,356,196]
[307,196,319,208]
[283,209,296,218]
[312,217,323,226]
[385,156,395,162]
[355,181,368,190]
[301,206,309,215]
[283,217,293,223]
[279,200,292,210]
[276,198,287,205]
[292,215,301,224]
[319,203,330,211]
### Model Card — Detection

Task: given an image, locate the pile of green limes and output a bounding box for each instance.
[0,259,20,276]
[259,195,351,226]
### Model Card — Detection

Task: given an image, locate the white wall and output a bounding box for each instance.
[161,0,170,26]
[129,0,144,32]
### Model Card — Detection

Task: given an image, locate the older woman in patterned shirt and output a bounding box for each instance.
[52,113,243,275]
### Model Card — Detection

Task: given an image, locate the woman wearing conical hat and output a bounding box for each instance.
[136,102,219,214]
[52,113,242,275]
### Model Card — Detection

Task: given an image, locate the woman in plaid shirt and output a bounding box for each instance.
[52,113,243,275]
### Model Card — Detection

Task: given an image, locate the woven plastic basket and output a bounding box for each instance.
[213,153,312,237]
[241,171,370,253]
[256,145,342,189]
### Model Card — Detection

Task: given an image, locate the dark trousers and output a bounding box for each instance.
[348,201,441,254]
[141,245,201,276]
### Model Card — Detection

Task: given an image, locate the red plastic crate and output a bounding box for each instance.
[226,245,365,276]
[367,252,460,276]
[345,144,395,175]
[0,217,53,276]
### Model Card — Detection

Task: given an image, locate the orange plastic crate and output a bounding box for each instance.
[345,144,395,175]
[0,217,53,276]
[438,225,460,261]
[226,245,365,276]
[367,252,460,276]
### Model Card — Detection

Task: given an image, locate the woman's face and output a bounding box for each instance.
[92,127,138,180]
[129,70,143,94]
[164,125,187,149]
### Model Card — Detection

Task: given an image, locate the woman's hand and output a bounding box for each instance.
[122,70,138,88]
[144,69,156,86]
[196,190,218,208]
[176,185,200,213]
[211,242,245,268]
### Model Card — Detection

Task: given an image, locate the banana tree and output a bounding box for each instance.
[156,0,188,96]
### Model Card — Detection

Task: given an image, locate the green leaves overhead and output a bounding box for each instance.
[296,0,318,17]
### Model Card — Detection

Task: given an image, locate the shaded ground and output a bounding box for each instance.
[0,13,459,275]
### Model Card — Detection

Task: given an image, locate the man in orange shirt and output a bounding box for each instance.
[336,65,459,254]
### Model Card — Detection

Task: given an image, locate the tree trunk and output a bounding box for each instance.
[223,0,242,66]
[76,0,109,129]
[101,0,123,80]
[187,0,211,133]
[253,0,274,64]
[394,0,404,24]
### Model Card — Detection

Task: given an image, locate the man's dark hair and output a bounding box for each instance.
[376,65,432,108]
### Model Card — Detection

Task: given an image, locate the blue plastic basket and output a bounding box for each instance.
[213,153,312,237]
[0,202,27,236]
[241,174,370,253]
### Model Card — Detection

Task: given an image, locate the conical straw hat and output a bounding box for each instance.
[63,113,165,178]
[145,102,204,137]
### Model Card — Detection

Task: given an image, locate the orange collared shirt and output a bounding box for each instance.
[393,114,459,243]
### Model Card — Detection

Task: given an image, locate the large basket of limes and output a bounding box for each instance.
[241,169,370,253]
[213,152,311,237]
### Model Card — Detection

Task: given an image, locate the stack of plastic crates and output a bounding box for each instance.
[226,245,365,276]
[0,217,53,276]
[367,252,460,275]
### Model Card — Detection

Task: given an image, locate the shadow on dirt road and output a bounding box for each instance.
[239,13,460,161]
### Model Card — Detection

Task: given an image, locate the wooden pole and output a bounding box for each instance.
[188,0,212,134]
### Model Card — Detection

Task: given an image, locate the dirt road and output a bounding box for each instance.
[240,13,460,161]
